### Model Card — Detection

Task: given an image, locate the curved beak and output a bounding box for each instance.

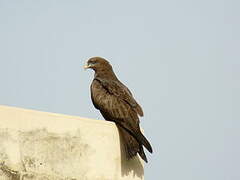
[84,62,90,70]
[84,65,89,70]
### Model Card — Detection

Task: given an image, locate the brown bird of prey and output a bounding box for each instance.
[84,57,152,162]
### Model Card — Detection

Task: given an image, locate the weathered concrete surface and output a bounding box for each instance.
[0,105,144,180]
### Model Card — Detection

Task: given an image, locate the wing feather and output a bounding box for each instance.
[91,79,152,153]
[94,77,144,116]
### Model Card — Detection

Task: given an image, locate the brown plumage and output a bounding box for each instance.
[84,57,152,162]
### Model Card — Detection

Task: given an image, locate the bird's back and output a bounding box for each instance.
[90,78,152,162]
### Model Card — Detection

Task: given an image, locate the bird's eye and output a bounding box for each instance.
[89,61,97,65]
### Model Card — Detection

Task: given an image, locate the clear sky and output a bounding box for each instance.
[0,0,239,179]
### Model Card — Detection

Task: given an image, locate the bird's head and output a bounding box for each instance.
[84,57,112,72]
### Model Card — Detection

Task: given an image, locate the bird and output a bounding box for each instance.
[84,57,152,162]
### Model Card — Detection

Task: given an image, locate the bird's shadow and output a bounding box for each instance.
[118,129,144,179]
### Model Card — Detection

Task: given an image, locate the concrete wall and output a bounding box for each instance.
[0,105,144,180]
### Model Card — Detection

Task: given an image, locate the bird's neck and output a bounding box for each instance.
[94,69,118,81]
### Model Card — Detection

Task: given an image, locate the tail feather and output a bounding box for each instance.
[139,145,148,163]
[120,122,153,154]
[117,125,148,163]
[136,131,153,153]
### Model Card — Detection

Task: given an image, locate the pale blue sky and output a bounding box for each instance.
[0,0,239,179]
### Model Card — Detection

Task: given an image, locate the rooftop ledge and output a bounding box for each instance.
[0,105,144,180]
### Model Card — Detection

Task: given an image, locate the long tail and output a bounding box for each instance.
[118,121,153,154]
[133,128,153,154]
[117,125,148,163]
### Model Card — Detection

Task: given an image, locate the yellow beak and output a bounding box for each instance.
[84,65,89,70]
[84,63,91,70]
